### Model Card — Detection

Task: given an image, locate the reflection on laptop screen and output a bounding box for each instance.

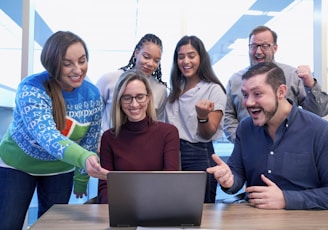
[107,171,206,227]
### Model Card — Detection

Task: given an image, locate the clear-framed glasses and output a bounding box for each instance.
[120,94,148,104]
[248,43,274,51]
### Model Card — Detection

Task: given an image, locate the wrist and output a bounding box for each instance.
[197,117,208,123]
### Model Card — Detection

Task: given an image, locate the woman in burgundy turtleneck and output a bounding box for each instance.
[98,69,180,204]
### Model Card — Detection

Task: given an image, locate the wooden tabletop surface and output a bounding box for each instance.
[29,203,328,230]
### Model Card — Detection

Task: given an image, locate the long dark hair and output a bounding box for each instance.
[41,31,89,131]
[119,33,167,87]
[168,35,226,103]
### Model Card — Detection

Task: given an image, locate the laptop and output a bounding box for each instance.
[107,171,207,227]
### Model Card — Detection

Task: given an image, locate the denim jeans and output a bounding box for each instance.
[180,139,217,203]
[0,167,74,230]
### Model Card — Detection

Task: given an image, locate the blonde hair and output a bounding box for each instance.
[111,69,157,136]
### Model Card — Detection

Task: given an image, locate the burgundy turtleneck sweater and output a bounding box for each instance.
[98,116,180,203]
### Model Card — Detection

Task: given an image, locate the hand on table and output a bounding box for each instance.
[246,174,286,209]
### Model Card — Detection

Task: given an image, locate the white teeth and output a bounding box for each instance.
[250,108,261,113]
[71,76,81,81]
[255,55,265,59]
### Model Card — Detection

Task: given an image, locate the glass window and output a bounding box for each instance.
[0,0,323,227]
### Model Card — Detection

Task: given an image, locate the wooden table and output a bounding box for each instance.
[29,203,328,229]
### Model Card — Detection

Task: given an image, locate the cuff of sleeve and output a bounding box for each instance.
[305,78,322,95]
[74,169,89,193]
[74,180,88,194]
[282,190,304,210]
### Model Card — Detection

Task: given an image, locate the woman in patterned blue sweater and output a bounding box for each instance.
[0,31,109,230]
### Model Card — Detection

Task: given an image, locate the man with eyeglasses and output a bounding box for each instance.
[224,25,328,144]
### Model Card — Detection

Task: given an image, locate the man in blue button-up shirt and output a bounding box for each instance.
[207,62,328,210]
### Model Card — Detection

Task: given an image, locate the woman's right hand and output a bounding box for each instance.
[85,155,109,180]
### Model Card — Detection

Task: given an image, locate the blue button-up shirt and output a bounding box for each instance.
[225,100,328,209]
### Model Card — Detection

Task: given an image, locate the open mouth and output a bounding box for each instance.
[254,54,265,63]
[255,58,265,62]
[183,65,193,71]
[70,75,82,82]
[129,108,142,114]
[182,66,192,74]
[248,107,262,116]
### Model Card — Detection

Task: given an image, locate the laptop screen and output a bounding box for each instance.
[107,171,206,227]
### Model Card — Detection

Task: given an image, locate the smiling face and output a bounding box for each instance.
[249,30,277,66]
[177,43,200,79]
[241,73,279,126]
[56,42,88,92]
[134,41,162,76]
[120,79,149,122]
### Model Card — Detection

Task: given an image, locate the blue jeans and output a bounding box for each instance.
[0,167,73,230]
[180,139,217,203]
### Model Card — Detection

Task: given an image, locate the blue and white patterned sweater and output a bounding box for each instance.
[0,71,102,193]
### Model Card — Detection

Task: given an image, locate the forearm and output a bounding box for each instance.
[283,188,328,210]
[198,121,218,140]
[303,81,328,117]
[197,111,222,140]
[74,168,89,194]
[62,140,97,169]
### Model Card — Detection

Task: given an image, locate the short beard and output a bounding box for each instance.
[262,96,279,126]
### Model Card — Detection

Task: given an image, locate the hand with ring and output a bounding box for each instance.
[245,174,286,209]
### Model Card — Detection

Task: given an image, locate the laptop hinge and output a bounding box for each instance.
[117,224,131,227]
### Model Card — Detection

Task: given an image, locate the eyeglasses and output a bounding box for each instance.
[248,43,274,51]
[120,94,148,104]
